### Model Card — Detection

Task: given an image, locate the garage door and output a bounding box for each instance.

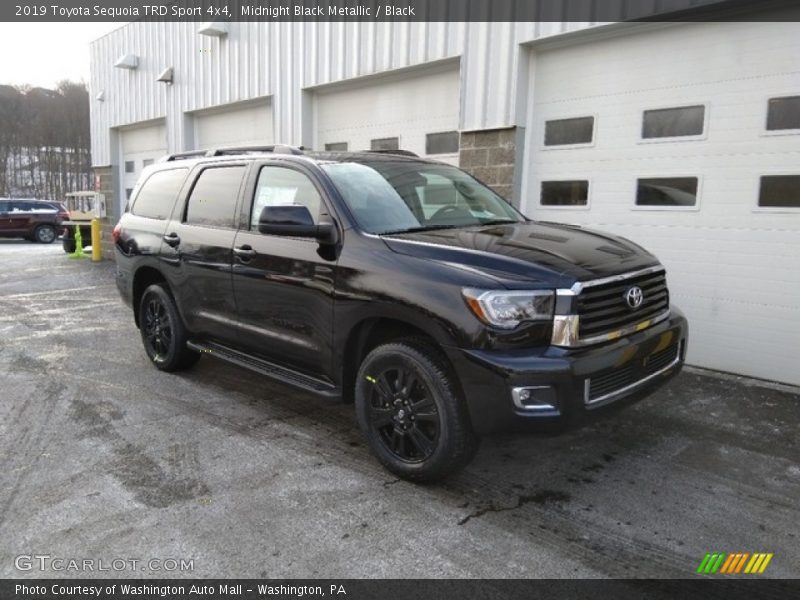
[194,100,273,150]
[120,121,167,213]
[313,65,461,164]
[522,21,800,385]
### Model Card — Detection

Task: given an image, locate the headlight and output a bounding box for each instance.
[462,289,555,329]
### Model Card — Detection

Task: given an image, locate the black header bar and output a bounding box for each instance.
[3,0,798,22]
[1,579,799,600]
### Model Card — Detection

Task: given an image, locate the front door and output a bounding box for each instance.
[231,163,338,379]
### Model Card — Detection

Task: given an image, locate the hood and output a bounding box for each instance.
[381,221,659,288]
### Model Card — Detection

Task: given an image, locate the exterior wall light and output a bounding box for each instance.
[157,67,174,85]
[197,22,228,37]
[114,54,139,70]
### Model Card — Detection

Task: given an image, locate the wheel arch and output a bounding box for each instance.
[340,315,457,403]
[132,266,169,328]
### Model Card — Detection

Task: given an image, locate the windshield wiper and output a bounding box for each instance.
[476,219,520,226]
[379,224,464,236]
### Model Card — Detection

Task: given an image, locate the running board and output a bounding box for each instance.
[187,340,340,399]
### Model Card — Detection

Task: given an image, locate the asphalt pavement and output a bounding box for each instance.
[1,239,798,579]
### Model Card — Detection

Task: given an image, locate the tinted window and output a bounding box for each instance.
[131,168,188,220]
[758,175,800,208]
[426,131,459,154]
[125,160,135,173]
[0,201,8,212]
[325,142,348,151]
[642,106,705,138]
[25,202,55,212]
[544,117,594,146]
[767,96,800,131]
[636,177,698,207]
[251,167,322,229]
[371,137,399,151]
[185,166,246,228]
[540,181,589,206]
[9,201,32,212]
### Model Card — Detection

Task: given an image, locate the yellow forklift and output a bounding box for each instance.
[61,191,106,254]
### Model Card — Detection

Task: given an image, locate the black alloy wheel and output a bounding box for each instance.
[365,364,440,463]
[142,295,173,364]
[355,339,479,482]
[138,284,200,372]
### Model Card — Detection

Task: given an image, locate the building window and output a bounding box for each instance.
[130,168,188,220]
[325,142,348,151]
[124,160,135,173]
[142,158,155,167]
[540,180,589,206]
[371,137,399,151]
[636,177,698,207]
[544,117,594,146]
[758,175,800,208]
[766,96,800,131]
[185,166,246,228]
[642,105,705,139]
[425,131,459,154]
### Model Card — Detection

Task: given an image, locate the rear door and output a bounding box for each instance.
[8,201,33,234]
[231,162,338,378]
[160,163,248,344]
[0,200,10,234]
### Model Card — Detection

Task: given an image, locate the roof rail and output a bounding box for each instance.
[160,145,305,162]
[365,149,419,157]
[161,150,207,162]
[206,144,306,156]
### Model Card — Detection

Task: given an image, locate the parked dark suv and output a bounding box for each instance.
[0,198,69,243]
[114,146,688,481]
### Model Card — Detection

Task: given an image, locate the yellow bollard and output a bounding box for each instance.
[91,219,102,262]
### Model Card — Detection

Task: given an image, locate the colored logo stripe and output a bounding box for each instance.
[697,552,773,574]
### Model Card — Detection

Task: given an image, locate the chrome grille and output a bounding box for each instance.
[576,269,669,339]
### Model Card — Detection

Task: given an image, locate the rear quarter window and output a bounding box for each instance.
[131,168,188,220]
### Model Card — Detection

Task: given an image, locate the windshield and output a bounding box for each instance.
[321,161,525,234]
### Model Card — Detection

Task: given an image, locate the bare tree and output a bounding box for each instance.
[0,81,91,199]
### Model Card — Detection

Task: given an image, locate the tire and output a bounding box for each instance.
[33,224,56,244]
[355,338,479,482]
[138,283,200,372]
[62,239,76,254]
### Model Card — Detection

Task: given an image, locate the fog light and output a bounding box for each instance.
[511,386,558,413]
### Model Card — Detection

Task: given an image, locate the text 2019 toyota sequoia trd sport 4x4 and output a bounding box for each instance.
[114,145,688,481]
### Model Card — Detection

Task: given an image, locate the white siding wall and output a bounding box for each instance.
[89,0,713,165]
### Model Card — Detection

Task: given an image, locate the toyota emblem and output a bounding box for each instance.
[625,286,644,309]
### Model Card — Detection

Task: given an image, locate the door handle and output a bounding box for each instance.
[162,232,181,247]
[233,245,257,259]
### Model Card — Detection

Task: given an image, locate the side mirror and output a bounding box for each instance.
[258,205,338,244]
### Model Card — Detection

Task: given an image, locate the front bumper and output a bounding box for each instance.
[444,308,688,435]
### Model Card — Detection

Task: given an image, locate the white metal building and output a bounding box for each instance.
[89,5,800,385]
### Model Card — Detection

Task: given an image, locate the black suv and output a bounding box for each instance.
[114,146,688,481]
